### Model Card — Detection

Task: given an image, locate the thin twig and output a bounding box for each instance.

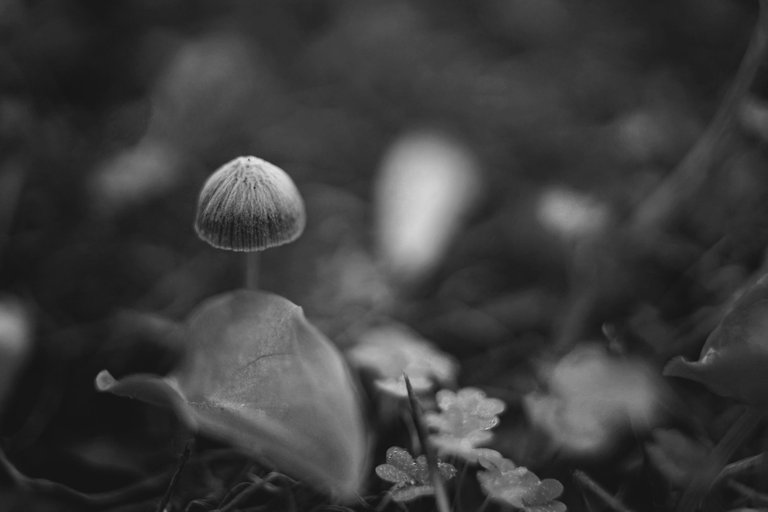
[727,480,768,506]
[219,480,265,512]
[716,453,765,484]
[0,446,170,509]
[0,444,246,510]
[375,492,393,512]
[155,441,192,512]
[573,470,635,512]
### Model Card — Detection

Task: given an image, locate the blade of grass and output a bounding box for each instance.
[675,407,764,512]
[632,0,768,231]
[573,470,635,512]
[554,0,768,354]
[403,374,451,512]
[453,458,469,512]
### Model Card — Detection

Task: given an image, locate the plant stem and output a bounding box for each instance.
[453,460,468,511]
[219,480,265,512]
[676,407,765,512]
[403,375,452,512]
[727,480,768,506]
[573,470,635,512]
[155,441,192,512]
[716,453,765,483]
[246,252,261,290]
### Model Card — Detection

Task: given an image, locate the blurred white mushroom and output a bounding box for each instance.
[348,322,458,393]
[739,96,768,142]
[612,105,699,164]
[524,343,665,455]
[89,140,181,214]
[536,187,610,242]
[0,296,32,416]
[374,130,483,285]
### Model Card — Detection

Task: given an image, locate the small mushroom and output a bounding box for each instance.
[194,156,306,287]
[374,130,483,286]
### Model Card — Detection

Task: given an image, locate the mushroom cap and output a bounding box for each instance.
[194,156,306,251]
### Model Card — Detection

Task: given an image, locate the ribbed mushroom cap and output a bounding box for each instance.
[194,156,306,251]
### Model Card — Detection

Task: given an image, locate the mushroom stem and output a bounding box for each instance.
[246,252,261,290]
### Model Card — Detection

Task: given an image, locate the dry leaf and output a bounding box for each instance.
[96,290,366,499]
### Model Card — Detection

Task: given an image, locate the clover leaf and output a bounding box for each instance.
[348,324,458,389]
[375,446,457,502]
[95,290,366,500]
[425,388,506,461]
[477,454,566,512]
[525,343,663,455]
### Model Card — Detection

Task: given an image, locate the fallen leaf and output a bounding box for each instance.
[96,290,367,500]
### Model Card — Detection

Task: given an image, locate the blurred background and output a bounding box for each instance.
[1,0,768,510]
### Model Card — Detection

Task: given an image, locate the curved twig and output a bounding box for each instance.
[632,0,768,232]
[554,0,768,356]
[0,446,169,509]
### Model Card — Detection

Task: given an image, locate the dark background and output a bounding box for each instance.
[1,0,767,511]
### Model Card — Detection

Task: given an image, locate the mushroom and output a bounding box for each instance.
[194,156,306,288]
[95,156,367,499]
